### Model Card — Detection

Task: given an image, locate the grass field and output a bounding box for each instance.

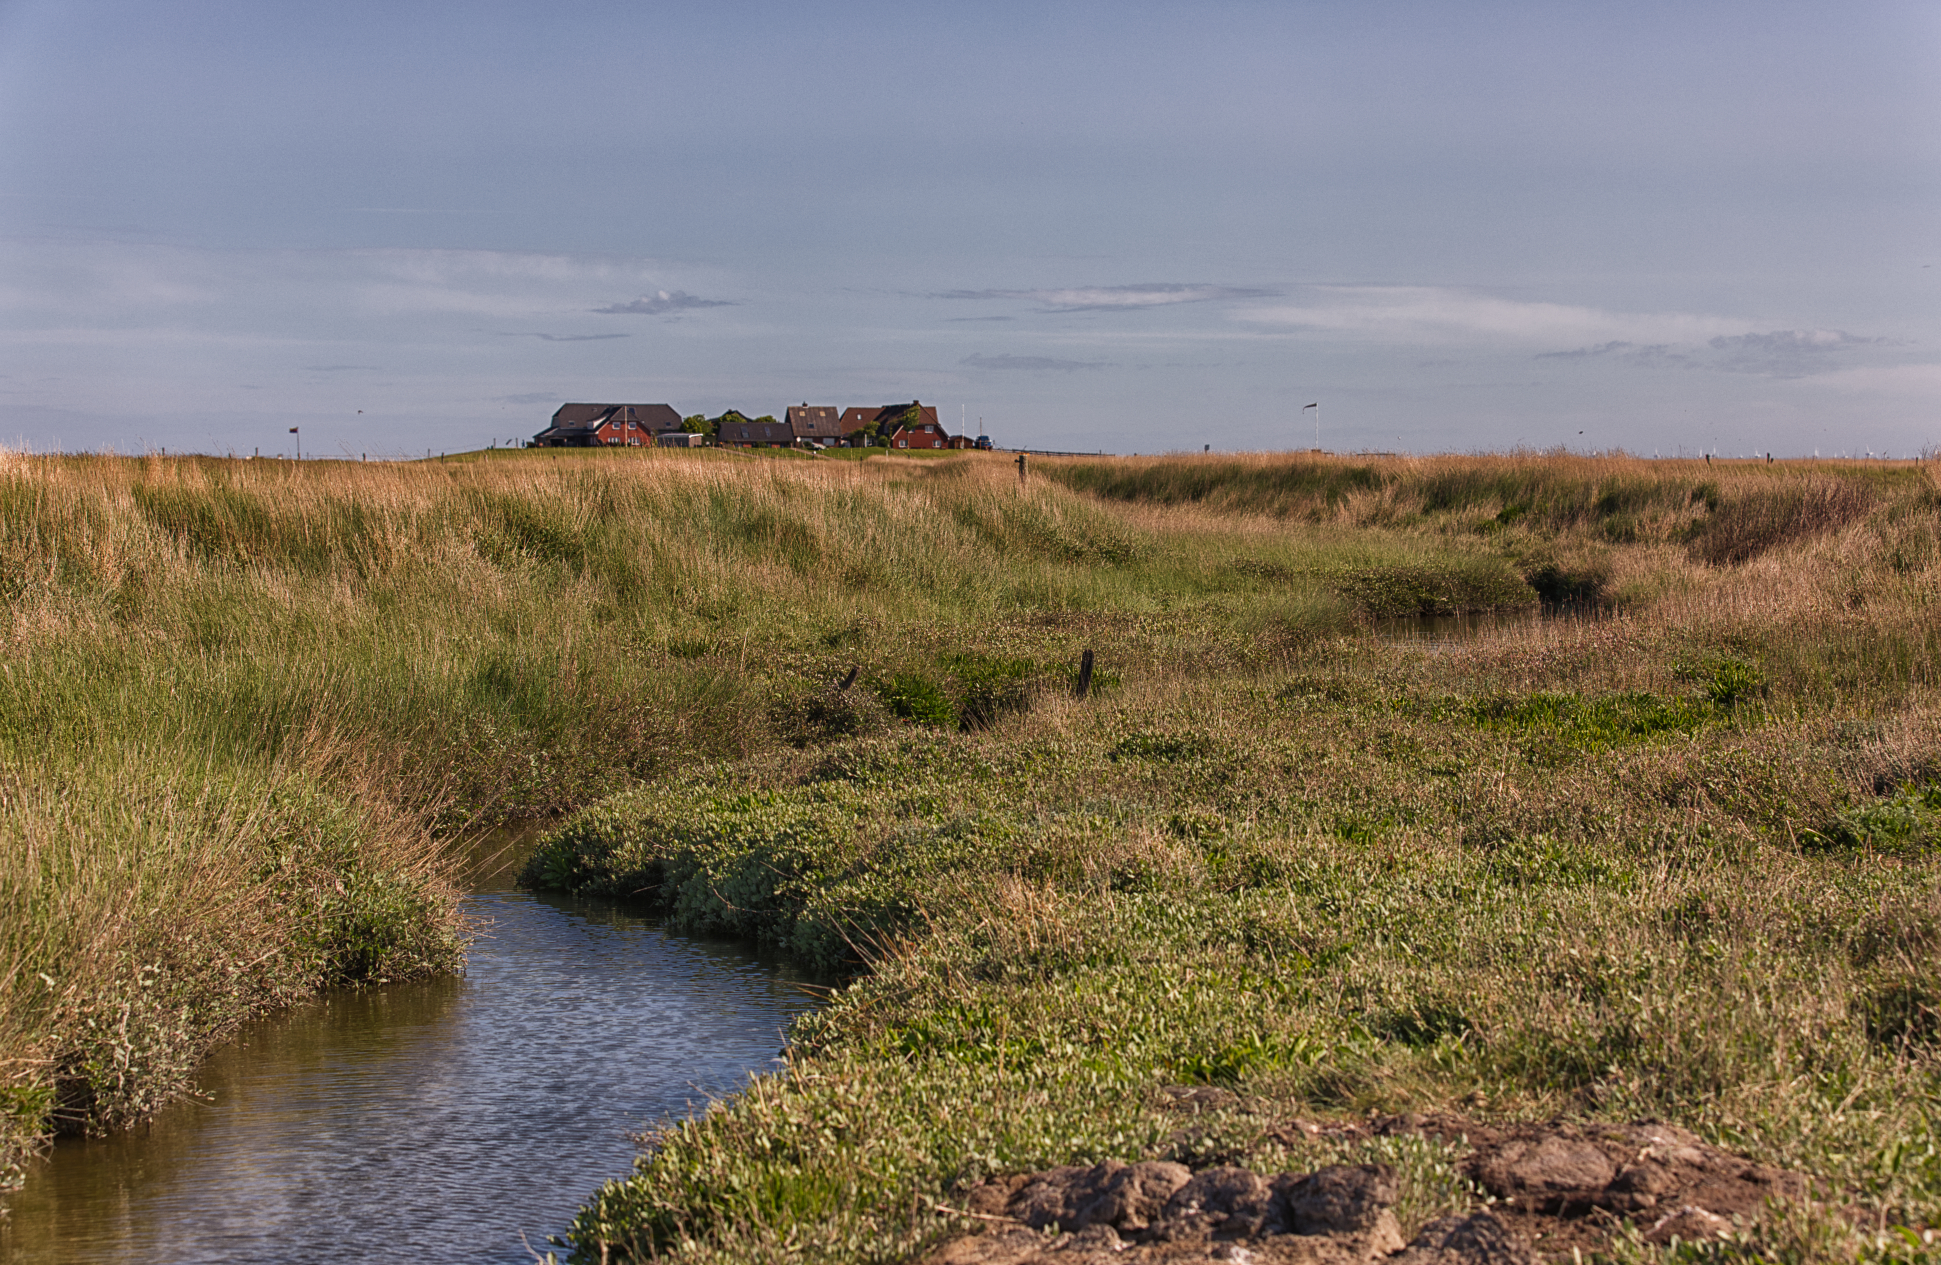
[3,446,1938,1262]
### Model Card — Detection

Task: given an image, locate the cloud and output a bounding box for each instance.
[961,353,1110,372]
[941,283,1277,313]
[1706,329,1883,378]
[1535,340,1635,360]
[0,240,718,326]
[592,290,733,315]
[1535,340,1688,367]
[1245,286,1746,346]
[499,332,630,342]
[945,315,1015,323]
[304,364,378,372]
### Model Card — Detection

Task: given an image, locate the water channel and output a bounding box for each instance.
[1370,603,1609,650]
[1,835,818,1264]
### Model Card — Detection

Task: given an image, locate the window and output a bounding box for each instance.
[898,439,907,447]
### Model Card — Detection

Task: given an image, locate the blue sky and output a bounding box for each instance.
[2,0,1936,457]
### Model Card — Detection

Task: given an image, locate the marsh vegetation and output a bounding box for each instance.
[2,446,1937,1262]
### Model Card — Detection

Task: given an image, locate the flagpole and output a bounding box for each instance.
[1302,402,1318,452]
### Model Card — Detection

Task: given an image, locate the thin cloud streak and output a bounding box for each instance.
[940,284,1278,313]
[1536,329,1885,378]
[592,290,733,315]
[1707,330,1885,378]
[1243,286,1749,346]
[499,332,630,342]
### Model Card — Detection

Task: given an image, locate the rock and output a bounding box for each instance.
[929,1119,1804,1265]
[1460,1120,1807,1230]
[1276,1165,1400,1237]
[1160,1166,1278,1239]
[1644,1204,1734,1245]
[1164,1085,1241,1114]
[1389,1212,1539,1265]
[1007,1159,1195,1233]
[1472,1135,1617,1211]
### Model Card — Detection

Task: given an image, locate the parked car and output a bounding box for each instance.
[974,435,994,450]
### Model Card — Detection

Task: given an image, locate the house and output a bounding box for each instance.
[839,401,942,446]
[785,404,844,446]
[532,403,683,447]
[888,418,951,450]
[655,431,708,448]
[836,407,878,441]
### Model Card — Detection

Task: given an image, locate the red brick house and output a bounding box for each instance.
[889,419,951,449]
[532,403,682,447]
[842,401,942,446]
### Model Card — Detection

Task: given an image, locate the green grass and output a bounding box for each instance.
[529,697,1941,1262]
[3,446,1939,1265]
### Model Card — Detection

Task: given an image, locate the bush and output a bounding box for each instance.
[875,672,957,727]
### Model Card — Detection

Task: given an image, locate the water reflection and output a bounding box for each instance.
[1,872,816,1264]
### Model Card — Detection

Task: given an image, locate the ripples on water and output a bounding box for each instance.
[1,869,817,1264]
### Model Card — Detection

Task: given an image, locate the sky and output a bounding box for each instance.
[1,0,1937,458]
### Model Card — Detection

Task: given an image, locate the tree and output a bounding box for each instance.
[682,414,710,434]
[882,402,925,441]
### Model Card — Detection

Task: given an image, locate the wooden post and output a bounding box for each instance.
[1076,648,1094,699]
[836,666,859,692]
[1016,452,1027,484]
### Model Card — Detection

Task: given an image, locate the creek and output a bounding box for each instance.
[0,832,817,1264]
[1371,603,1608,650]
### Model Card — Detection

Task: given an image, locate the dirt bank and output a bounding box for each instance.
[928,1114,1808,1264]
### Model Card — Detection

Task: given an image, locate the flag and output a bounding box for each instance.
[289,427,299,433]
[1302,403,1318,409]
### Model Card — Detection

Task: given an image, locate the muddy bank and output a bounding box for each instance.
[929,1112,1809,1264]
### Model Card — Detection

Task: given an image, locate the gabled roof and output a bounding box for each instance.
[838,401,940,433]
[546,403,683,432]
[786,405,843,439]
[721,420,795,445]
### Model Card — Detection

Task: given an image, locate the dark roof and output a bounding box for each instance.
[786,405,843,439]
[721,420,796,445]
[545,403,683,433]
[838,401,939,433]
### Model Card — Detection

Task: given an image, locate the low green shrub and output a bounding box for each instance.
[1806,786,1941,858]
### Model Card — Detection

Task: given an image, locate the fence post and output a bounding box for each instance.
[1076,648,1094,699]
[1016,452,1028,484]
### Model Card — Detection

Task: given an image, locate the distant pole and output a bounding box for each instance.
[289,426,300,460]
[1303,402,1318,451]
